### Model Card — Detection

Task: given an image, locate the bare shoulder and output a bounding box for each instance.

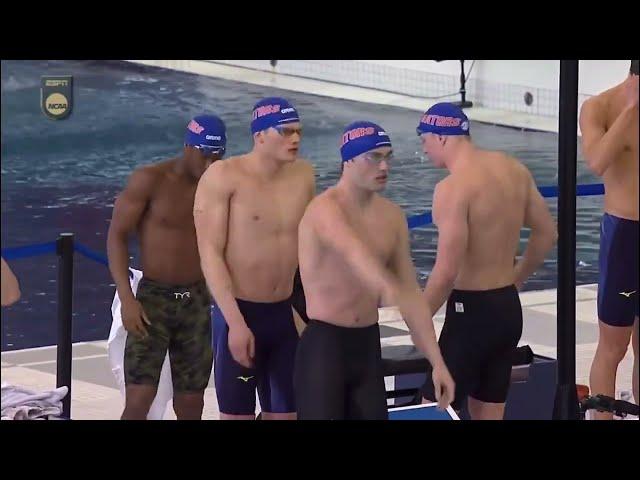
[581,95,600,113]
[376,195,407,226]
[198,157,238,192]
[294,157,315,173]
[431,176,468,224]
[581,93,602,110]
[306,187,337,214]
[433,174,459,200]
[125,162,165,194]
[134,161,166,178]
[290,157,316,183]
[580,92,608,119]
[492,152,533,190]
[505,152,533,177]
[499,150,527,170]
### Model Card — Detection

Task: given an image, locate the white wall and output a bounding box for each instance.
[359,60,461,76]
[578,60,630,94]
[169,60,632,119]
[360,60,630,96]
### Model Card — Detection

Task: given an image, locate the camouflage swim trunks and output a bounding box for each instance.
[124,277,213,393]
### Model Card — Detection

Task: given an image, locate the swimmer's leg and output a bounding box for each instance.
[169,282,213,420]
[294,321,346,420]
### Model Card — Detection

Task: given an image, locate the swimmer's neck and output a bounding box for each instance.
[335,178,376,208]
[443,140,477,174]
[245,151,287,179]
[171,157,199,183]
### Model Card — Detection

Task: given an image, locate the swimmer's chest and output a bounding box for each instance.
[145,181,197,229]
[605,105,638,176]
[606,100,639,152]
[232,180,308,233]
[346,208,397,263]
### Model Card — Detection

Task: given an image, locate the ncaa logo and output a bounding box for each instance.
[41,75,73,120]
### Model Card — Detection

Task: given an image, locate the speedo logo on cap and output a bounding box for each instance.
[188,120,205,134]
[420,114,462,127]
[206,135,221,141]
[253,104,281,120]
[341,127,376,146]
[281,107,296,114]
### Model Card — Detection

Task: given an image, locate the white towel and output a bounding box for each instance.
[108,269,173,420]
[1,382,68,420]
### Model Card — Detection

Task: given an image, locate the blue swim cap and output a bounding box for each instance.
[416,102,470,137]
[340,121,392,162]
[185,114,227,154]
[251,97,300,135]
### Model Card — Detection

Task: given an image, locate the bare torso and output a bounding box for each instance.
[595,85,639,220]
[299,188,400,327]
[449,151,530,290]
[223,156,314,302]
[138,160,203,285]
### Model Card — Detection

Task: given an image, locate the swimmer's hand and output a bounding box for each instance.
[122,298,151,339]
[228,322,255,368]
[432,363,455,411]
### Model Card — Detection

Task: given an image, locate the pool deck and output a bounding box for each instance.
[1,284,635,420]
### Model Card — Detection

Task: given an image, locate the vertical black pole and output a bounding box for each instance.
[56,233,74,419]
[553,60,580,420]
[454,60,473,109]
[460,60,467,104]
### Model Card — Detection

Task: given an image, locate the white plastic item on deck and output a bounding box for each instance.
[108,269,173,420]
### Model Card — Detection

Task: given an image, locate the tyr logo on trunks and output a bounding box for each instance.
[173,292,191,300]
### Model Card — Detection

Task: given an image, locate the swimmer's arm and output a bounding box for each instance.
[310,199,398,300]
[194,163,245,329]
[579,97,636,176]
[107,168,155,304]
[514,172,557,289]
[423,181,468,314]
[391,214,445,369]
[297,159,317,203]
[1,257,21,307]
[307,163,317,201]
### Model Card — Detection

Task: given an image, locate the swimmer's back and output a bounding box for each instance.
[452,151,530,290]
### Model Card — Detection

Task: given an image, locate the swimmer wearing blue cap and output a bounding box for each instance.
[294,121,455,419]
[581,60,639,419]
[416,103,556,419]
[107,114,226,420]
[194,97,315,420]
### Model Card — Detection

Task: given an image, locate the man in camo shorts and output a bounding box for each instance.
[107,115,226,419]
